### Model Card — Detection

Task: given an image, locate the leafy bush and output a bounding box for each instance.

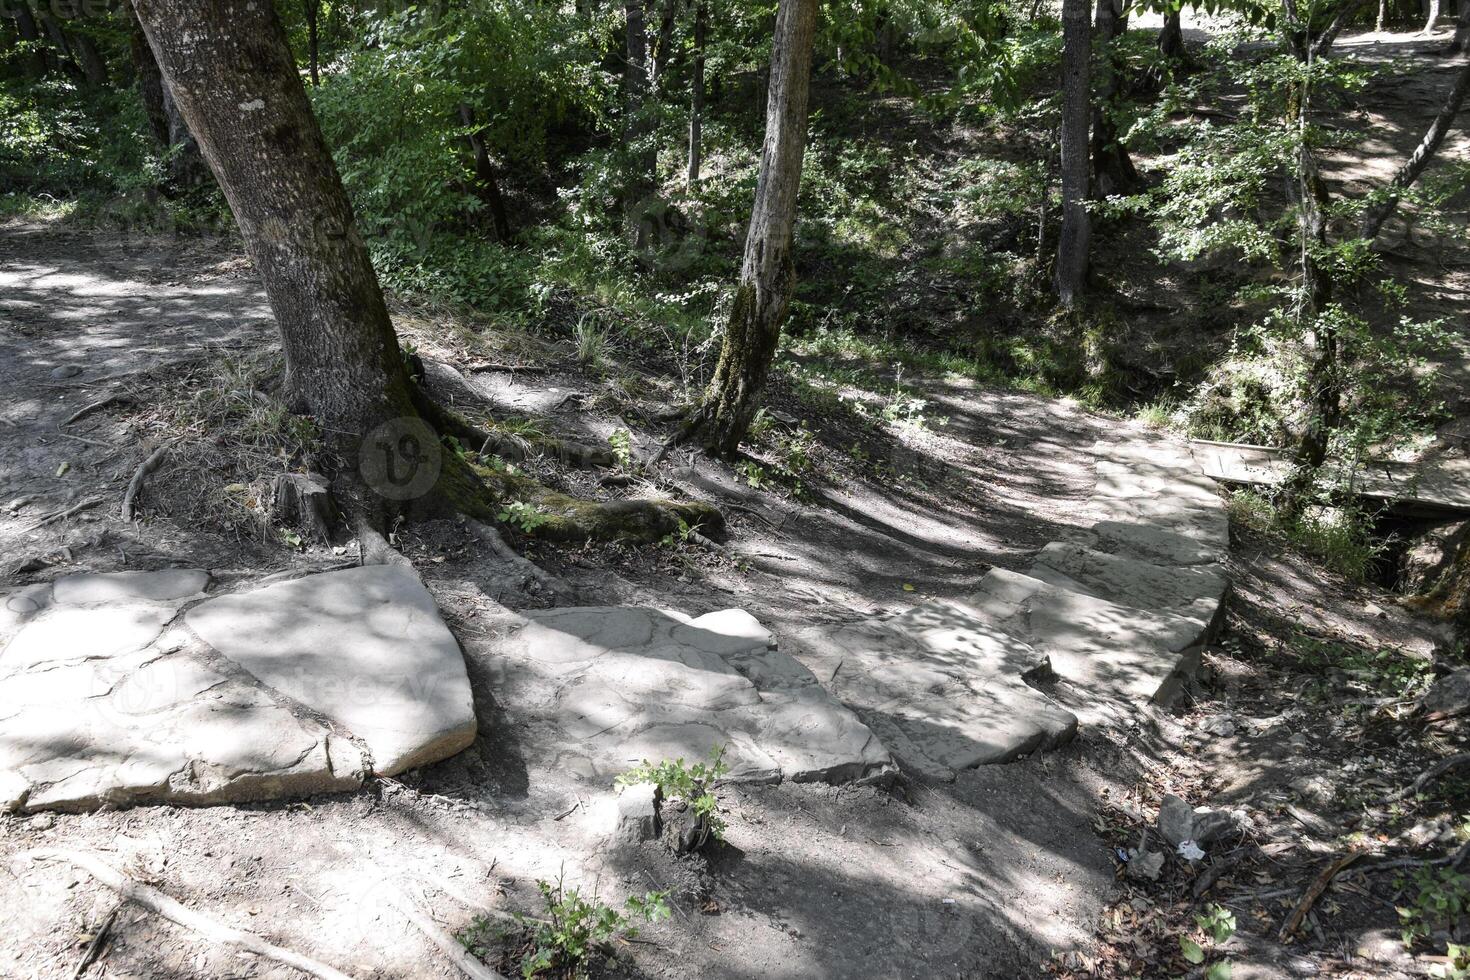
[617,745,729,850]
[514,876,669,979]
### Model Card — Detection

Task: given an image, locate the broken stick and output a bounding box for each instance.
[1278,850,1366,942]
[121,442,173,521]
[28,849,357,980]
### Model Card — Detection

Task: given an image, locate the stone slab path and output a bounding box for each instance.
[477,605,895,785]
[789,435,1231,780]
[0,566,475,813]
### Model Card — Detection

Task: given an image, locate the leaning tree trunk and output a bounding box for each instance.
[1424,0,1443,32]
[1378,0,1389,30]
[1091,0,1140,197]
[1359,55,1470,239]
[11,2,49,77]
[36,9,84,82]
[126,7,170,145]
[56,0,108,86]
[1158,7,1184,59]
[1055,0,1092,306]
[128,0,442,517]
[622,0,657,248]
[687,0,707,191]
[458,103,513,242]
[688,0,819,456]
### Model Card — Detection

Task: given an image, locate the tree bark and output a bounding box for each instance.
[1158,7,1183,59]
[687,0,707,191]
[36,9,84,82]
[1091,0,1139,197]
[126,5,170,146]
[1423,0,1443,32]
[1452,0,1470,49]
[1378,0,1389,31]
[687,0,819,456]
[55,0,108,86]
[650,0,681,89]
[128,0,432,513]
[1055,0,1092,306]
[1359,56,1470,239]
[458,103,513,242]
[161,81,210,188]
[623,0,657,247]
[11,1,50,77]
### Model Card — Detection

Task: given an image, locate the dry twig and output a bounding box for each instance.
[121,442,174,521]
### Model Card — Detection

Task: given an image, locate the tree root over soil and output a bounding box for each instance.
[28,849,356,980]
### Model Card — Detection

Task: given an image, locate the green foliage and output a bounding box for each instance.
[616,745,729,849]
[498,500,550,534]
[515,875,670,979]
[658,517,704,547]
[1430,943,1470,979]
[1226,490,1383,582]
[1179,903,1236,976]
[607,428,633,468]
[1398,866,1470,950]
[1289,633,1434,700]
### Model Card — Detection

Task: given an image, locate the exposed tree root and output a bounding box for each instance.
[28,849,357,980]
[121,441,174,521]
[386,886,509,980]
[464,520,577,599]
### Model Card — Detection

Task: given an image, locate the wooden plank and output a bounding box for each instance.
[1188,439,1470,515]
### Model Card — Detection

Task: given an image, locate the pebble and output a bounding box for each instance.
[49,365,82,380]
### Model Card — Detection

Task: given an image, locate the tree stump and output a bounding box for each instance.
[271,473,339,544]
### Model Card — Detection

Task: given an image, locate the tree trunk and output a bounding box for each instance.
[161,81,210,188]
[128,0,433,516]
[689,0,819,456]
[1453,0,1470,49]
[687,0,707,191]
[1378,0,1390,30]
[54,0,109,86]
[1359,56,1470,239]
[458,103,513,242]
[305,0,320,86]
[126,7,170,146]
[623,0,657,247]
[650,0,681,89]
[12,1,50,77]
[36,9,84,82]
[1055,0,1092,306]
[1158,7,1183,58]
[1091,0,1139,197]
[1424,0,1443,32]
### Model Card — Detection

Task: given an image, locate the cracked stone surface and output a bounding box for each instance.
[0,570,363,814]
[185,565,477,776]
[789,600,1078,782]
[476,605,895,785]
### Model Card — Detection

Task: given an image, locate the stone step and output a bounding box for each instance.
[968,567,1208,706]
[1027,541,1227,627]
[789,599,1078,782]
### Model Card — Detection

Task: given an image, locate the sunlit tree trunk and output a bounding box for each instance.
[1423,0,1443,32]
[689,0,819,455]
[1055,0,1091,306]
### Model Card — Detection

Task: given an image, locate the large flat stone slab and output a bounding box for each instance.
[790,600,1078,781]
[0,571,363,813]
[475,605,894,785]
[186,565,476,776]
[969,568,1206,705]
[1028,541,1227,625]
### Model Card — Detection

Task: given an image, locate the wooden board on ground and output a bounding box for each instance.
[1189,439,1470,516]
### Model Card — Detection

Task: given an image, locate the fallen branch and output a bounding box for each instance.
[24,497,103,532]
[386,887,508,980]
[120,442,174,521]
[1388,753,1470,803]
[28,849,356,980]
[72,902,120,978]
[1279,850,1366,942]
[465,362,551,374]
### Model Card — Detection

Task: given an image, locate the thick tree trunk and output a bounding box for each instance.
[650,0,680,89]
[161,81,210,188]
[128,0,428,505]
[1158,7,1184,58]
[1378,0,1389,30]
[1091,0,1139,197]
[1055,0,1092,306]
[36,9,84,82]
[53,0,109,86]
[458,103,513,242]
[687,0,707,191]
[689,0,819,456]
[1359,56,1470,239]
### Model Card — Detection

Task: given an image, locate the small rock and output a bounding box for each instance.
[1125,847,1165,881]
[1362,602,1387,619]
[1200,715,1236,737]
[49,365,82,380]
[1288,732,1310,751]
[1422,669,1470,720]
[1177,840,1206,861]
[610,783,660,845]
[26,814,56,832]
[1191,809,1240,845]
[1158,794,1196,846]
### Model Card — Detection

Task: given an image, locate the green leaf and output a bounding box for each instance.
[1206,960,1234,980]
[1180,937,1206,964]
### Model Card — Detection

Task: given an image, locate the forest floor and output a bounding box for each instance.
[1,27,1468,980]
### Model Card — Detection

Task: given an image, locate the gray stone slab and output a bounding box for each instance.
[968,568,1206,704]
[1028,541,1227,624]
[0,569,364,813]
[54,569,209,604]
[186,565,476,776]
[790,600,1078,781]
[480,605,895,785]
